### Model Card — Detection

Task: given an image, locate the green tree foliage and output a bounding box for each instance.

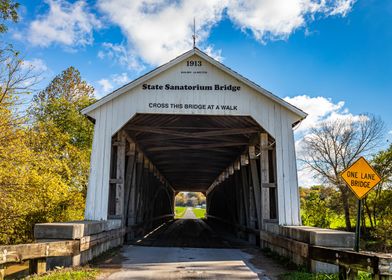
[0,2,95,244]
[175,192,186,206]
[0,0,19,33]
[31,67,95,149]
[30,67,95,192]
[366,144,392,250]
[300,186,335,228]
[175,192,206,207]
[0,66,95,244]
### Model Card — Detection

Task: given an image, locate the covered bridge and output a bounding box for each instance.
[81,47,306,239]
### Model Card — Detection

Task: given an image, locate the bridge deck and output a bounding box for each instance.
[95,219,290,279]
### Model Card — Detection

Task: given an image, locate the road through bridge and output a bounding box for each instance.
[96,216,287,280]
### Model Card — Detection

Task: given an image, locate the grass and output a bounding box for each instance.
[175,206,187,218]
[28,267,98,280]
[192,208,206,218]
[280,272,339,280]
[280,271,372,280]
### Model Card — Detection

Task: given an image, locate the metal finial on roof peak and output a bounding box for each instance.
[192,17,196,49]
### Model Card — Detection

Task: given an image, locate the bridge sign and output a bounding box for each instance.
[340,157,381,200]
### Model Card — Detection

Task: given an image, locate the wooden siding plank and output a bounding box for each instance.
[100,101,113,220]
[115,132,126,218]
[249,146,261,229]
[260,133,270,229]
[275,105,286,225]
[281,110,293,225]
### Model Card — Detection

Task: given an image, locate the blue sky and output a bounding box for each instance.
[5,0,392,185]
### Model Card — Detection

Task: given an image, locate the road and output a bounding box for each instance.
[182,207,197,219]
[96,219,290,279]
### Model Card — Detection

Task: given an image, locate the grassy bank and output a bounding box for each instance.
[29,267,98,280]
[192,208,206,218]
[175,206,187,218]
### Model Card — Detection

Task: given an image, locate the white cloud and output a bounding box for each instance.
[97,78,113,96]
[95,72,132,98]
[112,73,130,85]
[329,0,356,16]
[98,42,145,72]
[227,0,356,42]
[97,0,355,65]
[203,46,223,62]
[28,0,101,48]
[97,0,226,65]
[284,95,345,133]
[388,130,392,135]
[21,58,48,72]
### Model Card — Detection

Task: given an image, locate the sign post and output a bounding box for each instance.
[340,157,381,252]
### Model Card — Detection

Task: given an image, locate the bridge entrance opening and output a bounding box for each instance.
[174,192,206,219]
[106,113,278,246]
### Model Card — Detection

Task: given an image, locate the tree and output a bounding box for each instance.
[363,144,392,251]
[300,115,384,230]
[175,192,186,206]
[300,186,342,228]
[30,67,95,193]
[0,0,19,33]
[0,1,90,244]
[30,67,95,149]
[0,67,95,244]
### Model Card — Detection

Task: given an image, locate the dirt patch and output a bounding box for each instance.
[243,248,295,280]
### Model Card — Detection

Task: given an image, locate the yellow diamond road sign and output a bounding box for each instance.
[340,157,381,200]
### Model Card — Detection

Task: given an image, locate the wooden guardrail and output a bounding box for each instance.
[207,214,392,279]
[0,227,125,280]
[0,214,173,279]
[260,229,392,279]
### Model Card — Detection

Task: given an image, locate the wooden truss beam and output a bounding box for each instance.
[146,142,248,152]
[126,125,260,138]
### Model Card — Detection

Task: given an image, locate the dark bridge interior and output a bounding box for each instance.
[108,113,278,245]
[124,114,262,191]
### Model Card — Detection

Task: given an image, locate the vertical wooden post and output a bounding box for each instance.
[249,145,262,229]
[260,133,270,231]
[29,258,46,275]
[139,158,149,226]
[124,141,136,240]
[0,264,5,280]
[115,131,126,219]
[135,152,144,224]
[234,160,244,230]
[240,154,250,229]
[339,267,358,280]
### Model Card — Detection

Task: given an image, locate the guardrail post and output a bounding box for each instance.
[0,264,5,280]
[29,258,46,275]
[338,266,358,280]
[339,266,346,280]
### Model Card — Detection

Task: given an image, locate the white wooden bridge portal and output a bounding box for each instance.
[81,48,306,237]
